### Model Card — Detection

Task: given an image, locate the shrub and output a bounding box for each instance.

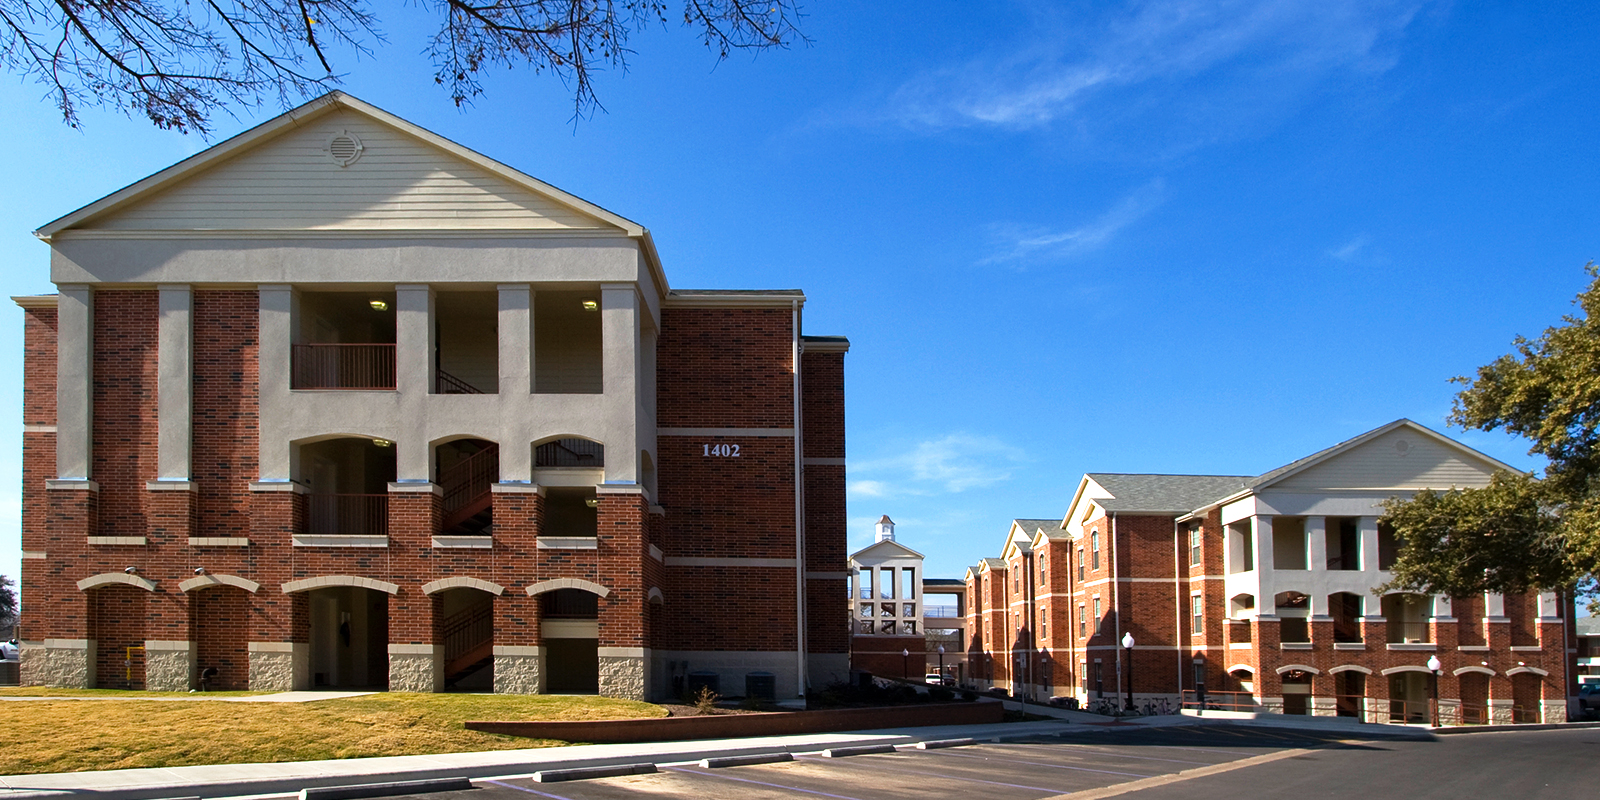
[691,686,720,715]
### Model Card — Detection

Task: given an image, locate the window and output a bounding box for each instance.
[1191,594,1204,634]
[883,569,896,599]
[1077,548,1085,582]
[860,603,872,618]
[1093,596,1102,632]
[902,620,917,635]
[1013,569,1020,593]
[1078,605,1087,638]
[1041,607,1048,639]
[903,568,916,599]
[903,603,916,617]
[1081,660,1089,690]
[1188,526,1201,567]
[1091,531,1101,570]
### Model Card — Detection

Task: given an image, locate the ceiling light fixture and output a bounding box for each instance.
[582,300,598,311]
[369,300,389,311]
[372,438,393,447]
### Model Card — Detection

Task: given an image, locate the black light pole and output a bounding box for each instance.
[1427,655,1442,727]
[1121,632,1135,712]
[902,648,909,680]
[937,644,946,683]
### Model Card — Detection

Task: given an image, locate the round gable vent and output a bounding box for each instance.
[326,130,365,167]
[1394,438,1412,456]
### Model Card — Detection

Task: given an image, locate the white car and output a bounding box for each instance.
[924,672,954,686]
[0,640,18,661]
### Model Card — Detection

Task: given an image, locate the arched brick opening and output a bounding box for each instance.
[88,584,147,689]
[190,585,251,690]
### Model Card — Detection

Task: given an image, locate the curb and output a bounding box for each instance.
[1430,720,1600,735]
[301,778,473,800]
[697,753,794,768]
[819,745,898,758]
[532,764,656,783]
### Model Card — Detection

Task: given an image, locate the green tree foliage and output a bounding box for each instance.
[0,1,806,134]
[0,574,16,634]
[1381,265,1600,610]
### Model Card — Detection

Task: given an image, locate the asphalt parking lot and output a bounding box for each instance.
[392,723,1598,800]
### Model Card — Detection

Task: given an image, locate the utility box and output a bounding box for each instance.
[745,671,776,701]
[686,670,719,698]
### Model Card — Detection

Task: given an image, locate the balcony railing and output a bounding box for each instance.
[306,494,389,536]
[292,344,396,390]
[924,607,961,618]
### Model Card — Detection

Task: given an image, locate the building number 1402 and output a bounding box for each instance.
[703,444,741,457]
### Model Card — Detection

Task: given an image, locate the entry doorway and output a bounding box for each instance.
[541,589,599,693]
[309,587,390,689]
[1389,672,1429,723]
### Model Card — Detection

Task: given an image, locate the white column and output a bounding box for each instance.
[1358,516,1380,572]
[56,285,93,479]
[1306,516,1327,570]
[600,283,639,483]
[395,284,434,482]
[497,284,532,482]
[156,285,193,481]
[1537,591,1562,621]
[1253,516,1275,606]
[257,286,295,481]
[1486,592,1508,621]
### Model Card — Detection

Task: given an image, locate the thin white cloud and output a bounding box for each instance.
[884,0,1428,133]
[1328,234,1370,262]
[852,433,1029,495]
[849,479,891,498]
[982,178,1166,265]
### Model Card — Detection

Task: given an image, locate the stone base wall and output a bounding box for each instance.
[1540,699,1566,724]
[144,641,194,691]
[599,654,646,700]
[248,643,307,691]
[808,653,850,691]
[494,646,543,694]
[388,645,442,693]
[1489,700,1515,725]
[20,640,93,688]
[1438,699,1463,726]
[652,650,803,702]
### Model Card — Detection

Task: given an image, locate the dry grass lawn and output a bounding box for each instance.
[0,691,665,775]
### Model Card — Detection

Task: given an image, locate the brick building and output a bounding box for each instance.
[13,92,850,700]
[966,420,1581,723]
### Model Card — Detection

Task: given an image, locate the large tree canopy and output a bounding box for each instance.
[1381,265,1600,611]
[0,0,805,134]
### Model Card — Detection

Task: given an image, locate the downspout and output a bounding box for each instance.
[792,299,807,697]
[1111,514,1123,700]
[1174,518,1184,697]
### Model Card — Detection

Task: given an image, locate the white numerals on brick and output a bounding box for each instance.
[702,444,741,457]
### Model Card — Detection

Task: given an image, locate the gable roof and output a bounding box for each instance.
[849,538,924,562]
[1187,419,1523,515]
[1085,473,1253,515]
[34,91,667,292]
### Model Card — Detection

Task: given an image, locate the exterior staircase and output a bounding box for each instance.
[440,443,498,534]
[441,603,494,688]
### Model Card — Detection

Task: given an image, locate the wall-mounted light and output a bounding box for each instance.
[581,300,598,311]
[124,566,138,575]
[369,300,389,311]
[585,498,599,508]
[194,567,207,575]
[372,438,393,448]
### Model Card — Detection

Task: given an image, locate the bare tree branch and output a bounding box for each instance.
[0,0,804,134]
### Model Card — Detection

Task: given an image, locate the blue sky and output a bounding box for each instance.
[1,1,1597,589]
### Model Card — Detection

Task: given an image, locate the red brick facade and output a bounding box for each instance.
[17,291,847,698]
[967,466,1578,724]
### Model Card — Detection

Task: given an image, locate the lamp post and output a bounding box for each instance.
[937,644,946,684]
[1015,651,1027,717]
[1121,631,1135,712]
[1427,655,1442,727]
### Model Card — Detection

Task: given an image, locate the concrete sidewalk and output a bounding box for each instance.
[0,720,1079,800]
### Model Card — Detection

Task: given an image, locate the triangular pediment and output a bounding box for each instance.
[850,538,924,563]
[1262,420,1514,492]
[39,93,639,237]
